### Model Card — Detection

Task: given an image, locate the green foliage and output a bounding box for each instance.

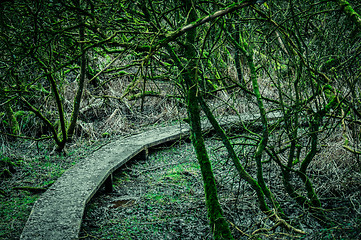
[102,132,110,138]
[1,0,361,237]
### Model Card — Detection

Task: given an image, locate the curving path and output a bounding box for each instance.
[20,113,280,240]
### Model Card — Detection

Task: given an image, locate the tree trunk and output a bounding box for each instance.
[180,1,234,239]
[5,102,20,135]
[67,0,87,141]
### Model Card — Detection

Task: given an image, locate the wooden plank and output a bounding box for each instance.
[20,112,281,240]
[20,144,145,240]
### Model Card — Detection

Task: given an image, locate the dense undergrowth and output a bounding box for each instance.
[1,80,361,239]
[1,0,361,239]
[80,134,361,239]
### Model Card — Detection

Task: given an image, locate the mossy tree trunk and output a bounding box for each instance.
[186,78,234,240]
[178,1,234,239]
[4,102,20,135]
[333,0,361,29]
[197,96,270,213]
[233,24,246,87]
[225,26,283,215]
[46,72,67,151]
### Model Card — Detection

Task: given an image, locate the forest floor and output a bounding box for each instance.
[78,130,361,240]
[1,119,361,240]
[0,133,124,240]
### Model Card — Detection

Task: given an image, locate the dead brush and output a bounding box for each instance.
[208,89,250,117]
[101,108,126,134]
[311,130,361,197]
[77,121,98,140]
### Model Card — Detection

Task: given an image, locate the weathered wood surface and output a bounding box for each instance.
[20,112,281,240]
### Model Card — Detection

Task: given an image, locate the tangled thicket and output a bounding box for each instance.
[1,0,361,239]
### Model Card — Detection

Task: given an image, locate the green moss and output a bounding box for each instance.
[336,0,361,29]
[0,195,39,238]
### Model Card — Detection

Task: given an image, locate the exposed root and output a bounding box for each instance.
[253,209,306,235]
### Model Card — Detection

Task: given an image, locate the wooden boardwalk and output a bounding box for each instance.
[20,113,280,240]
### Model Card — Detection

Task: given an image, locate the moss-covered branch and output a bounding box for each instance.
[4,102,20,135]
[198,96,270,213]
[333,0,361,30]
[158,1,253,47]
[179,1,234,239]
[46,73,67,151]
[20,97,61,146]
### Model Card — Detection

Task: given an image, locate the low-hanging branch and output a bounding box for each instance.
[152,1,256,53]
